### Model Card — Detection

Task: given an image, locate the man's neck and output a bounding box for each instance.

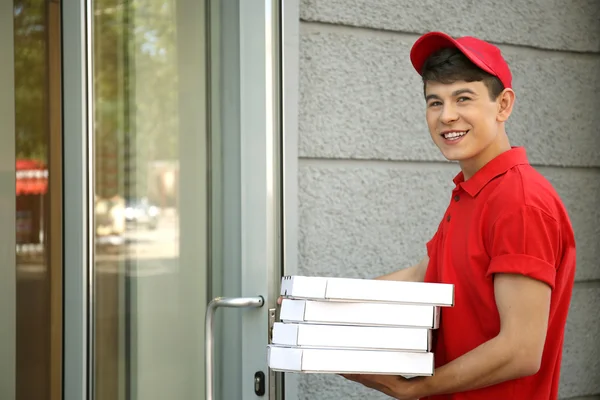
[459,134,511,181]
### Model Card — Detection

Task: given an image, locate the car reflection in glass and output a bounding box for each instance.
[124,197,160,230]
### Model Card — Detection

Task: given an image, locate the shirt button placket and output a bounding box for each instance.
[448,192,460,223]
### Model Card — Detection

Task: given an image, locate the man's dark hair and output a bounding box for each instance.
[421,47,505,101]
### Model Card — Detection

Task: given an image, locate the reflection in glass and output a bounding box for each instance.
[93,0,208,398]
[13,0,61,398]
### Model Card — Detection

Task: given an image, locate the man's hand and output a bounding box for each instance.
[275,256,428,306]
[341,374,421,400]
[376,256,429,282]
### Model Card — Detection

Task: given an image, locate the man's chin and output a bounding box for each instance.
[439,149,471,162]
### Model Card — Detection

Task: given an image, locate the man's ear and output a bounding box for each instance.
[496,88,515,122]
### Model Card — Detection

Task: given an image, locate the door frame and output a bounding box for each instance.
[281,1,301,399]
[237,0,283,398]
[0,1,16,398]
[62,0,94,397]
[61,0,289,399]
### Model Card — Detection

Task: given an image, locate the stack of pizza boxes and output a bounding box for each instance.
[267,276,454,377]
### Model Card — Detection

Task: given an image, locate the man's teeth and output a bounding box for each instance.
[443,131,468,140]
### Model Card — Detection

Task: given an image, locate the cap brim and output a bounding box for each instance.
[410,31,495,77]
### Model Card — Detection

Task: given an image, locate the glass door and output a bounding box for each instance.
[62,0,283,399]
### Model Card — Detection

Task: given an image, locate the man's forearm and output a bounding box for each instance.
[376,257,428,282]
[410,334,536,398]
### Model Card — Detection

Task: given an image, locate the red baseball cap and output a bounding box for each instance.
[410,31,512,89]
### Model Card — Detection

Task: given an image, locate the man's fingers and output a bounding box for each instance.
[341,373,370,383]
[340,373,358,382]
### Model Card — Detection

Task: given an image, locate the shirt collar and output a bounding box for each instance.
[453,146,530,197]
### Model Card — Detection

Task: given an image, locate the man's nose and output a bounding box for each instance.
[440,104,459,124]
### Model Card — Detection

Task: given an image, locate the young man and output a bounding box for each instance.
[343,32,577,399]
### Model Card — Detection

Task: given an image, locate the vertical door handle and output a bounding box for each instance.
[205,296,264,400]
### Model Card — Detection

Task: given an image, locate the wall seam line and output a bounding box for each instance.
[299,19,600,56]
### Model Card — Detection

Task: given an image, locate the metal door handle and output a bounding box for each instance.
[205,296,264,400]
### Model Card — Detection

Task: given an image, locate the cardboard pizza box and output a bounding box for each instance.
[279,298,440,329]
[280,275,454,307]
[271,322,432,352]
[267,345,434,376]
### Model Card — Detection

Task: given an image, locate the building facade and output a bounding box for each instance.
[0,0,598,399]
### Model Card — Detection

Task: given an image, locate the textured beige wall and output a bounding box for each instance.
[297,1,600,398]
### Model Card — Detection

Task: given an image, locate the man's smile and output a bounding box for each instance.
[441,130,469,141]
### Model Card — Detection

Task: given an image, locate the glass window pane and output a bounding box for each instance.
[92,0,208,398]
[12,0,62,398]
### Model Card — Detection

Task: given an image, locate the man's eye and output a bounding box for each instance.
[457,97,471,102]
[428,101,442,107]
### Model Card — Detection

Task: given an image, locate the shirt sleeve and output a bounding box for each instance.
[486,205,560,289]
[424,223,442,283]
[426,220,443,258]
[426,231,438,258]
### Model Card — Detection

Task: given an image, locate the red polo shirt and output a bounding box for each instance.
[423,147,576,400]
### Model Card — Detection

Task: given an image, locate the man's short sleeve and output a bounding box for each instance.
[424,231,439,283]
[486,205,560,289]
[426,222,442,258]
